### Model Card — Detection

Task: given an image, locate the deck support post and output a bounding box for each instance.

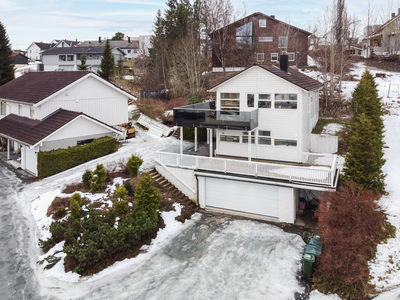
[7,139,10,160]
[194,127,198,152]
[180,127,183,154]
[248,131,251,161]
[209,129,213,157]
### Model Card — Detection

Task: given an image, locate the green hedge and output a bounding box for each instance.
[37,136,116,179]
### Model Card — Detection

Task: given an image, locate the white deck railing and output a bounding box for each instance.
[157,152,338,187]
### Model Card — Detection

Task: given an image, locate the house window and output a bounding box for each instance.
[133,49,138,53]
[242,131,255,144]
[258,94,271,108]
[288,52,295,61]
[77,138,94,146]
[89,54,93,59]
[221,93,240,113]
[67,55,74,61]
[236,22,253,49]
[247,94,254,107]
[259,19,266,27]
[0,102,6,115]
[59,55,66,61]
[256,53,264,62]
[127,50,131,53]
[278,36,288,48]
[275,94,297,109]
[18,104,23,116]
[274,139,297,147]
[259,37,273,42]
[271,53,279,62]
[96,55,100,60]
[258,130,271,145]
[30,106,35,119]
[220,135,239,143]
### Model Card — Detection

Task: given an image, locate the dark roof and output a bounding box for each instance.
[210,64,323,91]
[0,109,118,146]
[0,71,88,104]
[212,12,312,36]
[41,46,125,55]
[78,40,139,49]
[34,42,52,50]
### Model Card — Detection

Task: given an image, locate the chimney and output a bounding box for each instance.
[280,54,289,72]
[99,36,101,43]
[270,15,275,19]
[128,36,131,43]
[392,12,396,18]
[398,8,400,15]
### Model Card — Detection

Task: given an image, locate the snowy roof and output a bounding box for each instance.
[0,108,120,146]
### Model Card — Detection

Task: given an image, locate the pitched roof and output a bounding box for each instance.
[0,109,119,146]
[0,71,88,104]
[209,64,323,92]
[34,42,52,50]
[41,46,126,56]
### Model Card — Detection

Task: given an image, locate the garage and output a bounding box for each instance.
[204,177,280,218]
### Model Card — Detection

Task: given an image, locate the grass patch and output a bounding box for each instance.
[312,118,345,134]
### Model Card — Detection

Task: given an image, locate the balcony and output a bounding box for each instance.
[173,101,258,131]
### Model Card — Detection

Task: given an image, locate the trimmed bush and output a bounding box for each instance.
[70,193,82,219]
[82,170,93,190]
[126,154,143,178]
[114,200,129,215]
[134,173,161,221]
[54,206,66,218]
[90,164,107,191]
[37,136,116,179]
[123,180,133,195]
[50,221,66,243]
[115,186,128,199]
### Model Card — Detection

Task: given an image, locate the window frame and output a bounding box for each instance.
[247,93,255,107]
[0,102,6,116]
[59,55,66,62]
[258,130,271,145]
[242,131,255,144]
[220,93,240,113]
[274,139,297,147]
[220,135,240,143]
[278,36,288,48]
[271,53,279,62]
[259,37,273,42]
[18,104,23,116]
[288,52,295,61]
[258,94,271,108]
[259,19,266,27]
[274,94,298,109]
[66,55,74,61]
[256,53,264,62]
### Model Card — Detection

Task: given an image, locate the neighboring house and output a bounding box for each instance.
[40,46,125,71]
[210,12,311,69]
[78,38,141,60]
[0,71,135,125]
[156,56,339,224]
[363,9,400,57]
[0,109,121,176]
[26,42,52,61]
[13,53,29,68]
[53,39,80,48]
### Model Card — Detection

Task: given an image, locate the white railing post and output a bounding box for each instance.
[255,163,258,177]
[176,154,179,166]
[196,157,199,169]
[224,160,227,173]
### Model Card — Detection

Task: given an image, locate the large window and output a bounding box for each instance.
[259,37,273,42]
[278,36,288,48]
[236,22,253,49]
[258,130,271,145]
[220,135,239,143]
[59,55,66,61]
[247,94,254,107]
[221,93,240,113]
[67,55,74,61]
[288,52,295,61]
[274,94,297,109]
[258,94,271,108]
[242,131,255,144]
[274,139,297,147]
[259,19,266,27]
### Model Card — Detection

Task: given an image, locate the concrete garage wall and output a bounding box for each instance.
[155,165,197,200]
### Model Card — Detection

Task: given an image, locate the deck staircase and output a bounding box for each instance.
[148,169,199,212]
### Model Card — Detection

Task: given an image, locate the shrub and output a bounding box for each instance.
[313,183,395,299]
[123,180,133,195]
[37,136,116,179]
[70,193,82,219]
[90,164,107,191]
[54,206,66,218]
[114,200,129,215]
[126,154,143,178]
[187,95,201,105]
[134,173,161,221]
[50,221,66,243]
[82,170,93,190]
[115,186,128,199]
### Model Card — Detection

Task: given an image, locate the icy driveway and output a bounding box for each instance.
[41,214,305,300]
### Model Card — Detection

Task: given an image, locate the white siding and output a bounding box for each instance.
[38,76,128,125]
[25,146,38,176]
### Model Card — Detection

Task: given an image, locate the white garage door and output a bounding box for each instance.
[205,177,279,218]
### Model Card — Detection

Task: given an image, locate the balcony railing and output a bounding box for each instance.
[157,151,338,188]
[173,101,258,131]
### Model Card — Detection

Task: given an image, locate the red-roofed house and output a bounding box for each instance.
[156,57,339,224]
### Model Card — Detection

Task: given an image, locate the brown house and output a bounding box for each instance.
[210,12,311,68]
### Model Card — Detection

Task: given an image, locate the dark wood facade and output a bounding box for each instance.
[211,12,311,68]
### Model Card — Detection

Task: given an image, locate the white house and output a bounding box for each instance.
[26,42,52,61]
[0,71,135,125]
[156,56,339,224]
[0,109,122,176]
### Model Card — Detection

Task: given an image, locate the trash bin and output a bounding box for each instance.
[308,237,322,249]
[302,253,315,280]
[304,243,322,257]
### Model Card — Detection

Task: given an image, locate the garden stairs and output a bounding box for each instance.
[149,169,199,212]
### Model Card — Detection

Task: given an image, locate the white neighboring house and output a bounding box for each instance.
[26,42,52,61]
[157,56,339,224]
[41,46,125,71]
[0,109,121,176]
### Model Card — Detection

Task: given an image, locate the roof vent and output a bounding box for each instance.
[280,54,288,72]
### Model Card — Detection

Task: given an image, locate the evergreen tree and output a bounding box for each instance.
[134,173,161,221]
[111,32,124,41]
[351,70,384,139]
[0,21,15,86]
[343,113,385,193]
[98,40,114,79]
[78,50,88,71]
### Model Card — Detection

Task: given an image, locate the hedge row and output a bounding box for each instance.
[37,136,116,179]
